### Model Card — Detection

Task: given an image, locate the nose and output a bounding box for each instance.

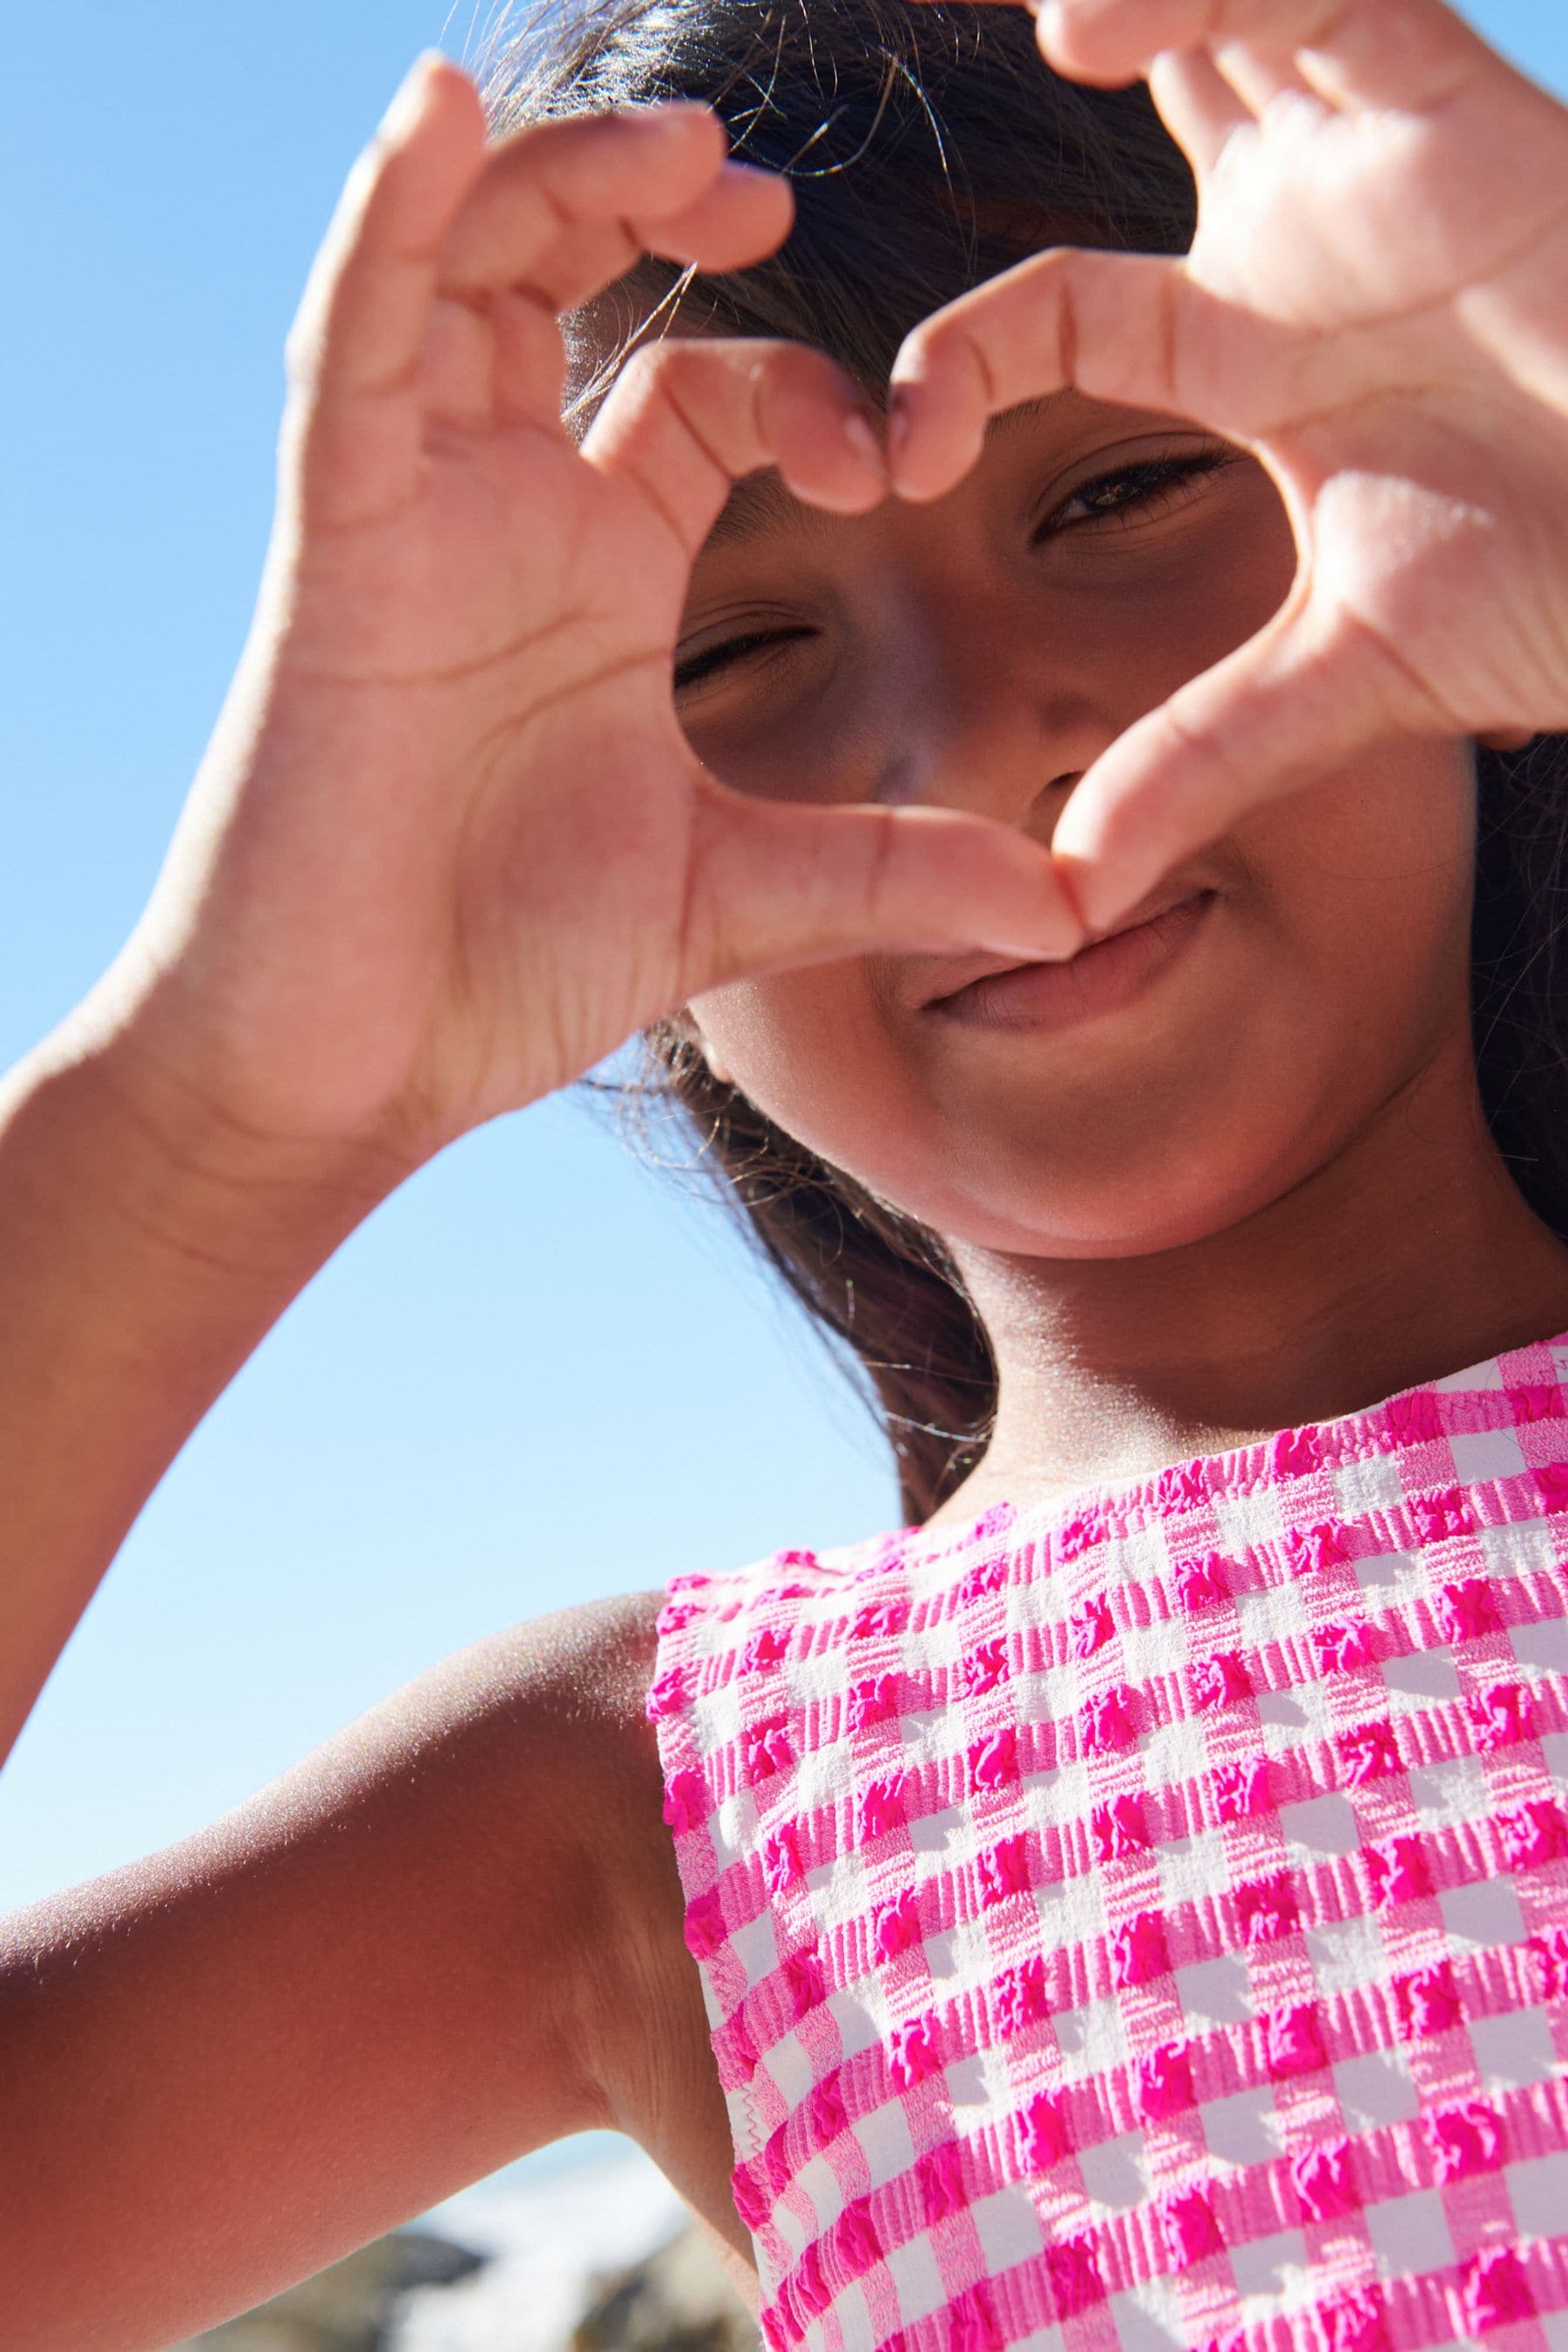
[860,573,1112,853]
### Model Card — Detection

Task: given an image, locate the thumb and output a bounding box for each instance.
[678,778,1085,991]
[1047,601,1403,936]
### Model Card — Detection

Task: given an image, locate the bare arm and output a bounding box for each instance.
[0,65,1040,2340]
[0,1044,736,2338]
[0,1032,408,1767]
[0,1588,682,2352]
[0,53,1066,1758]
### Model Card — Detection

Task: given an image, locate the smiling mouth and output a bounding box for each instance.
[923,889,1218,1033]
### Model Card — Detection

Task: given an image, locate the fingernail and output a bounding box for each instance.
[639,98,720,133]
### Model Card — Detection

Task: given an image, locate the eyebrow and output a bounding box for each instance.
[704,464,819,551]
[702,395,1067,552]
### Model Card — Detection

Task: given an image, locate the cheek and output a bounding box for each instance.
[1048,735,1483,1240]
[690,738,1481,1258]
[1112,464,1298,690]
[691,966,928,1183]
[1114,736,1481,1229]
[693,968,869,1105]
[1247,738,1477,988]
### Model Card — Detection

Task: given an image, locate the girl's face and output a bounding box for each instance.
[680,389,1479,1259]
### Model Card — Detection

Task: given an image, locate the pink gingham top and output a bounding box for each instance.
[649,1327,1568,2352]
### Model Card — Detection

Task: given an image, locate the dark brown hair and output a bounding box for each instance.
[484,0,1568,1524]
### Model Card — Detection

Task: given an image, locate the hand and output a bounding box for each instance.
[889,0,1568,933]
[105,57,1078,1169]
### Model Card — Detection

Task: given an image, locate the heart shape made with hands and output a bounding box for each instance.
[883,0,1568,936]
[240,0,1568,1148]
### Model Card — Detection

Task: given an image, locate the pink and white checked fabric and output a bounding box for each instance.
[650,1327,1568,2352]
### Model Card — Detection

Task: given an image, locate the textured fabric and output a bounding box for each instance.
[651,1327,1568,2352]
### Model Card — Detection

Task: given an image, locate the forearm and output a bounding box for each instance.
[0,1016,408,1765]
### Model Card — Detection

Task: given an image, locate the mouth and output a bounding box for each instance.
[915,884,1218,1033]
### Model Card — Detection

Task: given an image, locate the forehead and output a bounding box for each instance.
[700,392,1105,553]
[563,240,1044,449]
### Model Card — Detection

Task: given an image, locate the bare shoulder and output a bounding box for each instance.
[391,1586,755,2286]
[531,1580,663,1741]
[554,1591,758,2285]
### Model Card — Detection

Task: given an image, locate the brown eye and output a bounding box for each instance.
[1037,449,1234,539]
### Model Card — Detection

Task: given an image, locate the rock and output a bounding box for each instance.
[177,2141,755,2352]
[175,2228,484,2352]
[572,2224,760,2352]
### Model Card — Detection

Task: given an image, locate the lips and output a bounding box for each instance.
[911,879,1215,1011]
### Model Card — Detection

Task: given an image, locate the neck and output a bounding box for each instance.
[933,1041,1568,1528]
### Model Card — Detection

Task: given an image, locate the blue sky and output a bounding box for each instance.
[3,0,1565,1922]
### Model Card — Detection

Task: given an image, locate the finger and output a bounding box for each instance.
[1037,0,1507,112]
[481,172,790,430]
[1045,600,1418,936]
[1477,727,1536,754]
[439,104,731,295]
[686,783,1085,989]
[502,163,794,314]
[1287,0,1513,113]
[584,338,889,559]
[433,113,791,440]
[889,247,1185,503]
[1147,48,1254,179]
[1212,40,1326,117]
[888,246,1293,504]
[283,56,489,517]
[639,162,796,274]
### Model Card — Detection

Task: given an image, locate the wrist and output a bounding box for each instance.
[14,994,422,1282]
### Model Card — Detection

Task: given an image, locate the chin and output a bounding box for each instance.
[857,1106,1329,1261]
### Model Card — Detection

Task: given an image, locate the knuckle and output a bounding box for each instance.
[616,341,672,402]
[905,312,966,381]
[639,98,724,160]
[747,346,807,424]
[771,341,841,401]
[956,327,1000,411]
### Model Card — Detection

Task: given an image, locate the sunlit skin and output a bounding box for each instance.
[12,6,1568,2339]
[895,0,1568,932]
[672,0,1568,1516]
[679,391,1568,1517]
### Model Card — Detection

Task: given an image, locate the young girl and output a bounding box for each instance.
[5,0,1568,2346]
